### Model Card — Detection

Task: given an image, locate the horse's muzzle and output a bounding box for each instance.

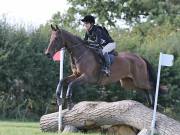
[44,49,51,58]
[46,53,51,58]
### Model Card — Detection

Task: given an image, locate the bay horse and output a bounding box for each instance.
[45,25,167,109]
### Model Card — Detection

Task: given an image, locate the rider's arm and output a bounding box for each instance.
[94,28,103,45]
[84,33,88,41]
[86,40,101,49]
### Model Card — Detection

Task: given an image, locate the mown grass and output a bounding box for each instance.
[0,121,99,135]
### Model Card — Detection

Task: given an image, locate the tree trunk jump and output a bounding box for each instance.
[40,100,180,135]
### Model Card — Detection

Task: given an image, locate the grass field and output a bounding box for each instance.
[0,121,99,135]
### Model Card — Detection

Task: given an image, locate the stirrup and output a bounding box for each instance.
[101,68,110,76]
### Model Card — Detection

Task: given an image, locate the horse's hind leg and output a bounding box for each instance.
[144,89,155,107]
[120,78,156,107]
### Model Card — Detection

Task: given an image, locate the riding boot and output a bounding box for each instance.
[103,52,111,76]
[98,50,106,70]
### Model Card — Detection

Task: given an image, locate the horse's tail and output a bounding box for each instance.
[142,57,168,94]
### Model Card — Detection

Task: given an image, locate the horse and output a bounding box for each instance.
[45,25,167,109]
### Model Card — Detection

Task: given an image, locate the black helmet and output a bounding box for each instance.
[81,15,95,24]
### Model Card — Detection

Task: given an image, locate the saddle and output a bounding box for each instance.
[109,50,118,56]
[96,49,117,66]
[87,43,118,64]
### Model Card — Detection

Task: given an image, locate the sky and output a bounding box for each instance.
[0,0,130,29]
[0,0,69,27]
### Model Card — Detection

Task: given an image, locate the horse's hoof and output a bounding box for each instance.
[67,101,72,110]
[57,98,63,106]
[66,99,74,110]
[67,105,72,110]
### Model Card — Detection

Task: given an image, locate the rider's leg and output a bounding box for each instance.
[103,52,111,76]
[102,42,116,76]
[97,49,109,74]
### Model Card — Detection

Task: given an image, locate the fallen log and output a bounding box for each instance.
[40,100,180,135]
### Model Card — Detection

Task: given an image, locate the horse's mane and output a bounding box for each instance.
[61,29,86,44]
[61,28,101,65]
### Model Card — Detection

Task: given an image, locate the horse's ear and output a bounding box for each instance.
[55,25,60,30]
[51,24,56,31]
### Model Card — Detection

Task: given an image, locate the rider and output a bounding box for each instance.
[81,15,116,76]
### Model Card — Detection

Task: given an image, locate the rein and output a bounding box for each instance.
[75,49,89,64]
[65,43,89,64]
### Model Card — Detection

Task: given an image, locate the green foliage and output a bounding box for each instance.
[0,20,59,120]
[66,0,180,26]
[111,22,180,119]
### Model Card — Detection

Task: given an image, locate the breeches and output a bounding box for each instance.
[102,42,116,55]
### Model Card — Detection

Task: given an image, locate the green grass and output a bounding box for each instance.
[0,121,98,135]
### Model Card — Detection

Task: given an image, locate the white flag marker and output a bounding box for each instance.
[58,48,65,132]
[161,53,174,67]
[150,52,174,135]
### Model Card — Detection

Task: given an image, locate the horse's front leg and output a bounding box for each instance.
[56,74,77,105]
[66,74,88,110]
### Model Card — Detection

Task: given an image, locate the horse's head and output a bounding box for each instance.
[45,25,64,58]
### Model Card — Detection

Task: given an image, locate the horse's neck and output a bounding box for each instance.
[62,29,99,67]
[63,30,89,61]
[68,43,88,60]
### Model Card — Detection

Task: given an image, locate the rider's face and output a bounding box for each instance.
[83,22,92,31]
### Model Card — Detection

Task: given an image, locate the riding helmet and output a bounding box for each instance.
[81,15,95,24]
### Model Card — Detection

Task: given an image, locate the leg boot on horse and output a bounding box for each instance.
[56,81,63,106]
[144,89,155,108]
[66,82,74,110]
